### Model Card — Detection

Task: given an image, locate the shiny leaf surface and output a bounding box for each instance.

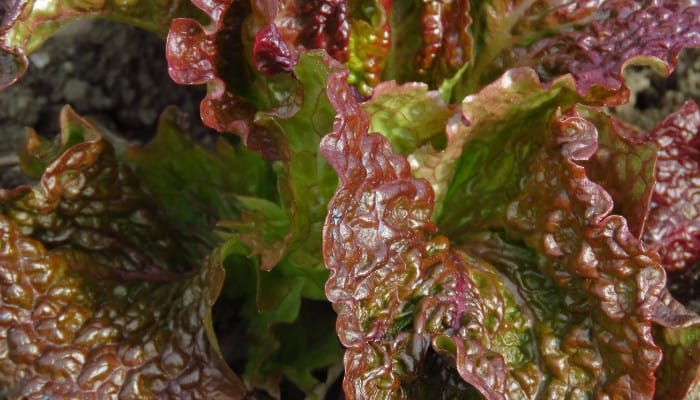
[0,109,245,398]
[322,67,674,399]
[643,100,700,273]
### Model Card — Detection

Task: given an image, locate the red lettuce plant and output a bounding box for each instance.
[1,0,700,398]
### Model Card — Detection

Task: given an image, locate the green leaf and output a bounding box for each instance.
[655,323,700,399]
[362,81,453,155]
[410,68,579,231]
[124,106,275,253]
[222,241,341,398]
[255,51,344,267]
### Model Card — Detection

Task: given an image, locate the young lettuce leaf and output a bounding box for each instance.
[218,51,345,396]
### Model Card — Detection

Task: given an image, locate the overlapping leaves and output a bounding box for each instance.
[1,0,700,398]
[127,56,346,395]
[320,63,700,398]
[145,50,346,395]
[0,99,342,397]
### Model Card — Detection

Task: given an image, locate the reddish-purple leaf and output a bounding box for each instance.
[507,0,700,104]
[643,100,700,273]
[416,0,472,80]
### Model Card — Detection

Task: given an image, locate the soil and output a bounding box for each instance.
[0,19,213,187]
[611,48,700,130]
[0,17,698,398]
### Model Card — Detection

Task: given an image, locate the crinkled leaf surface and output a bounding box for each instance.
[321,65,671,398]
[410,68,580,229]
[0,108,245,398]
[321,63,509,400]
[642,100,700,273]
[577,108,657,238]
[166,0,284,158]
[0,0,202,90]
[165,0,700,106]
[501,108,665,398]
[454,0,700,103]
[380,0,473,95]
[5,105,342,398]
[346,0,391,95]
[377,0,700,104]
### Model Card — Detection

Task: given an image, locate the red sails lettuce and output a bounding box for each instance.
[0,0,699,397]
[321,65,673,399]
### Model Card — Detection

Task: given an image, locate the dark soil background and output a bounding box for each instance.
[0,18,698,399]
[0,19,213,187]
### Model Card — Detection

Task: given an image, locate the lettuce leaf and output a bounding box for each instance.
[376,0,700,104]
[361,81,453,156]
[642,100,700,273]
[217,51,345,396]
[123,107,276,254]
[168,36,347,392]
[576,108,657,238]
[502,107,665,398]
[346,0,392,95]
[654,322,700,399]
[222,241,342,398]
[410,68,580,228]
[3,0,698,397]
[0,107,245,398]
